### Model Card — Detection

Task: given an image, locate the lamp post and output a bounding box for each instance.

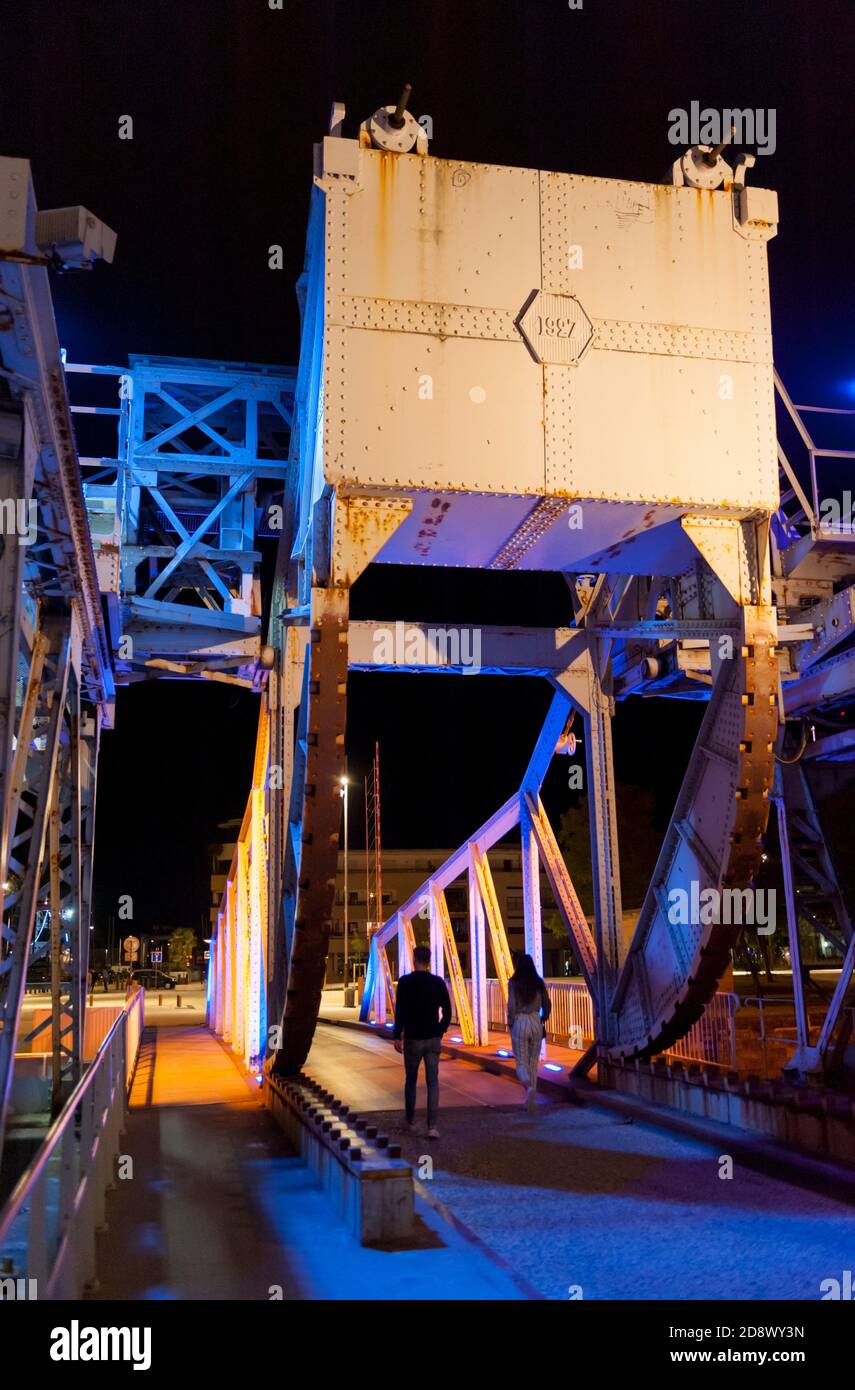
[340,776,349,987]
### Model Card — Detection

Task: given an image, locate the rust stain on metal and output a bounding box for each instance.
[344,499,371,546]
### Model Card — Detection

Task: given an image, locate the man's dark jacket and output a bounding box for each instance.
[393,970,452,1041]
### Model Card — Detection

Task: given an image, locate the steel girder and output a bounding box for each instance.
[0,618,70,1152]
[359,598,777,1066]
[773,760,855,1077]
[205,127,851,1083]
[0,161,112,1166]
[210,193,353,1074]
[67,355,296,688]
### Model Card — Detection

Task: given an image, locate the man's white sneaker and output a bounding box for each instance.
[426,1127,440,1139]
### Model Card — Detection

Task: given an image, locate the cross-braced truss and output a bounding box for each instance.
[68,355,296,688]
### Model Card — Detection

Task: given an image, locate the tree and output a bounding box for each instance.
[541,784,661,945]
[168,927,197,971]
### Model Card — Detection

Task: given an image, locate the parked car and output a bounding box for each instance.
[130,967,177,990]
[26,955,71,985]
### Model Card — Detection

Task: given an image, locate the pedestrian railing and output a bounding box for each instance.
[664,990,739,1069]
[450,978,594,1046]
[0,987,144,1299]
[450,978,737,1068]
[538,980,596,1047]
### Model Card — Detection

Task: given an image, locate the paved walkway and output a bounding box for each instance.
[91,1023,528,1300]
[306,1020,855,1301]
[319,992,587,1082]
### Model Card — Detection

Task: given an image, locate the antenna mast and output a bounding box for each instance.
[364,743,382,941]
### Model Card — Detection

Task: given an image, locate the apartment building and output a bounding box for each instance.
[208,817,242,933]
[327,844,575,984]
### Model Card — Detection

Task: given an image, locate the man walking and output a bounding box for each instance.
[393,944,451,1139]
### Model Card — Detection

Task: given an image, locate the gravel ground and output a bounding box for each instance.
[365,1094,855,1301]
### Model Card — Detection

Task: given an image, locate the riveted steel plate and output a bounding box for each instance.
[318,145,779,534]
[516,290,594,365]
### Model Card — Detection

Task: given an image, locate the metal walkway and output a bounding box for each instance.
[90,1016,529,1301]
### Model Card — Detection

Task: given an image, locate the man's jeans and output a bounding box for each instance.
[403,1036,442,1127]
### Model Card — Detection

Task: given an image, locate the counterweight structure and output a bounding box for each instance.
[2,100,853,1177]
[211,103,851,1079]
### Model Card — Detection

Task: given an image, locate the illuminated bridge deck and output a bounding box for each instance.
[89,1014,528,1301]
[303,1021,855,1301]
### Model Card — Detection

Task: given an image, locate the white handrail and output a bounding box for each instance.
[0,988,145,1299]
[450,978,738,1068]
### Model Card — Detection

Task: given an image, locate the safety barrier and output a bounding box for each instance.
[450,978,737,1068]
[664,990,739,1069]
[0,988,144,1299]
[264,1071,414,1244]
[606,1054,855,1170]
[19,1001,127,1062]
[451,978,595,1045]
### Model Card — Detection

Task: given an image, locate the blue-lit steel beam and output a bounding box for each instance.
[67,354,296,686]
[0,157,114,1162]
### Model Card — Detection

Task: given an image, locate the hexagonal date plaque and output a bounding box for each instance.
[515,290,594,366]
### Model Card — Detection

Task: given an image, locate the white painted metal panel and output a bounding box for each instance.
[320,142,779,525]
[324,326,545,494]
[555,354,776,508]
[334,151,541,311]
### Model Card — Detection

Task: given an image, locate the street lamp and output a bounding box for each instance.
[340,776,349,987]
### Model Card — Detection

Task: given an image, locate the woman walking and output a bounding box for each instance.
[507,953,551,1113]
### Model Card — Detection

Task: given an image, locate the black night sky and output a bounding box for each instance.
[2,0,853,942]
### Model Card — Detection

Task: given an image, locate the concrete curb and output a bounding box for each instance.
[413,1178,544,1300]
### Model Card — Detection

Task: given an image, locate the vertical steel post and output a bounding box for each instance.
[235,838,249,1059]
[397,914,413,976]
[374,934,387,1025]
[0,623,70,1159]
[429,884,443,978]
[266,667,282,1007]
[467,848,489,1045]
[75,705,99,1081]
[582,653,623,1046]
[520,798,543,976]
[774,788,810,1050]
[342,776,348,986]
[49,785,63,1112]
[248,788,265,1069]
[226,878,236,1045]
[0,411,28,926]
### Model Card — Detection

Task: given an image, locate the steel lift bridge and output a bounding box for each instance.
[0,158,295,1173]
[206,98,854,1086]
[1,93,853,1197]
